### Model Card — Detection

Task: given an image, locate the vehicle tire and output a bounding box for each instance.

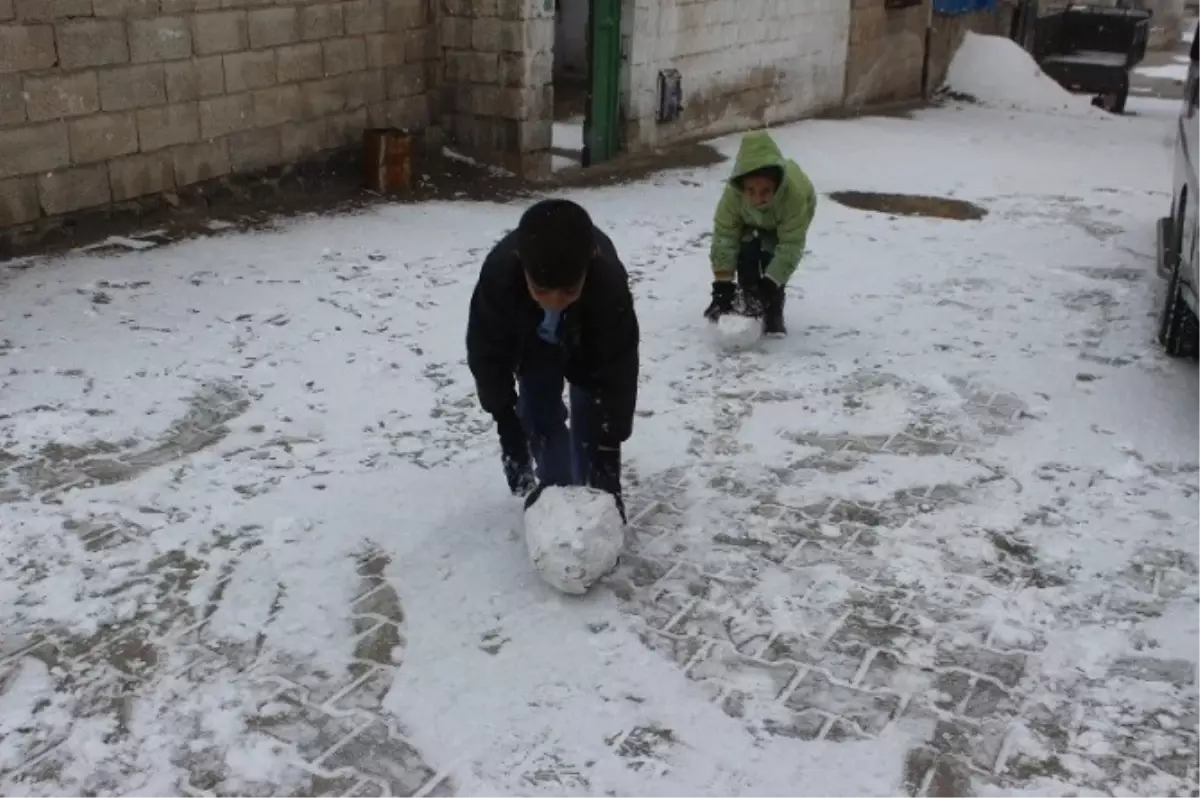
[1157,200,1198,358]
[1098,76,1130,114]
[1108,75,1128,114]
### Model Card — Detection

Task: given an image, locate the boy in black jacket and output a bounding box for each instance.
[466,199,640,518]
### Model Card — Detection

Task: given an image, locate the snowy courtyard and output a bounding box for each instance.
[1,87,1198,795]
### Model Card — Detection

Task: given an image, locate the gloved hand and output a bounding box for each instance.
[495,409,535,497]
[703,280,736,321]
[588,446,627,523]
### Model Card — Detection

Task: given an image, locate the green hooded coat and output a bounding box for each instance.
[709,131,816,286]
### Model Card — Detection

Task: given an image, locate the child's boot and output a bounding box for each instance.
[763,285,787,337]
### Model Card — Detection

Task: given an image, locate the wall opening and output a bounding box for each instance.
[552,0,588,171]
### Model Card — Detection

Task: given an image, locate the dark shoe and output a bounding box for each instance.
[704,281,736,321]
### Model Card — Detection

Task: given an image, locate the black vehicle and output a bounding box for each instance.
[1155,24,1199,358]
[1032,2,1151,113]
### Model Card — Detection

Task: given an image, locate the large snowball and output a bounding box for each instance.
[712,313,762,352]
[524,486,625,595]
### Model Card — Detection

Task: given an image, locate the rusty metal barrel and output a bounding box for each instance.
[363,128,413,194]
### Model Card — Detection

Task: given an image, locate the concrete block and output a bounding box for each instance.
[440,14,470,48]
[92,0,156,17]
[23,70,99,120]
[403,25,427,61]
[280,116,326,159]
[470,84,504,116]
[0,24,56,73]
[496,18,522,52]
[171,137,228,185]
[56,18,128,67]
[226,125,278,171]
[275,41,322,81]
[471,15,499,51]
[198,90,252,137]
[299,2,341,40]
[343,0,382,34]
[322,35,365,74]
[326,105,365,147]
[136,101,198,150]
[519,117,549,152]
[385,63,423,97]
[299,75,344,117]
[441,49,468,82]
[98,63,165,110]
[368,93,424,129]
[364,31,403,67]
[192,9,246,54]
[108,148,172,198]
[223,48,275,91]
[68,110,137,162]
[523,16,552,54]
[502,49,549,87]
[383,0,422,29]
[251,83,300,126]
[342,68,384,107]
[0,74,24,125]
[37,162,110,214]
[496,0,525,20]
[13,0,91,20]
[129,16,191,61]
[0,176,39,226]
[0,121,69,177]
[247,6,295,47]
[163,55,223,100]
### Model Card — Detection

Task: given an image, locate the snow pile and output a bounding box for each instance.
[524,486,624,594]
[712,313,762,351]
[944,32,1097,115]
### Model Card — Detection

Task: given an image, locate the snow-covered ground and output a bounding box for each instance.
[1,96,1197,797]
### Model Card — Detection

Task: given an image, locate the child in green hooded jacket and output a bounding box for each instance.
[703,130,817,336]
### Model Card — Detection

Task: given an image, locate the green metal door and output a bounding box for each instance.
[584,0,621,166]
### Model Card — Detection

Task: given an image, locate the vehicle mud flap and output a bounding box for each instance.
[1156,215,1175,279]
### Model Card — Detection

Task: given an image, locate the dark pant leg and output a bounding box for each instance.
[736,230,770,314]
[516,354,574,487]
[566,383,592,485]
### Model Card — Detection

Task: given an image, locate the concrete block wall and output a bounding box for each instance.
[844,0,929,109]
[0,0,436,228]
[438,0,553,178]
[925,3,1012,94]
[1143,0,1185,49]
[620,0,850,153]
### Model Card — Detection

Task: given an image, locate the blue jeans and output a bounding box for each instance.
[517,361,593,487]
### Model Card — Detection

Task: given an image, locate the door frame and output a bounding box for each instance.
[583,0,622,166]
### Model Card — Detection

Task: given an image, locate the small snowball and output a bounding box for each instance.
[524,486,625,595]
[712,313,762,352]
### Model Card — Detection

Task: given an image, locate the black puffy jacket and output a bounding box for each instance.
[466,227,640,449]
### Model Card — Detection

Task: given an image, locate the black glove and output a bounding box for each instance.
[496,410,535,497]
[703,280,736,321]
[588,446,627,523]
